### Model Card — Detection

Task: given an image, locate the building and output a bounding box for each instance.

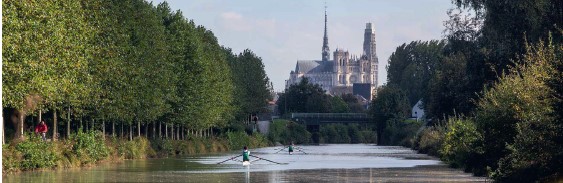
[285,8,379,100]
[411,99,425,121]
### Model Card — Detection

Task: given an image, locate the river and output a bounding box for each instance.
[3,144,488,182]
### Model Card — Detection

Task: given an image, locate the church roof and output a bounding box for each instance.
[295,60,333,74]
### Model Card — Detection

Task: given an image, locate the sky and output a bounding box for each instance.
[151,0,454,91]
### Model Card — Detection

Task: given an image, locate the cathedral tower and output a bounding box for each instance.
[363,23,377,63]
[321,6,330,61]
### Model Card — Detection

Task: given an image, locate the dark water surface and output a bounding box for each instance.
[3,144,488,182]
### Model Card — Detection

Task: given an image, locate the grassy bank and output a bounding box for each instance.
[2,130,269,174]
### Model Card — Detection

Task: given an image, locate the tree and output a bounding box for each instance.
[368,85,410,145]
[3,0,94,139]
[387,40,446,107]
[226,48,271,123]
[341,94,365,113]
[474,41,562,181]
[277,78,329,115]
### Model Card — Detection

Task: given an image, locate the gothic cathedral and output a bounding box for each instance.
[285,8,378,100]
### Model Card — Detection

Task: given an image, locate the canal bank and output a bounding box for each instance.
[2,131,269,174]
[4,144,488,182]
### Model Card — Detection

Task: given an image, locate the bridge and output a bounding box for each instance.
[290,113,372,143]
[291,113,371,126]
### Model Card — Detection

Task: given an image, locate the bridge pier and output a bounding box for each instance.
[306,125,320,143]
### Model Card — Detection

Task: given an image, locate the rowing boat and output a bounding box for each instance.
[242,161,250,166]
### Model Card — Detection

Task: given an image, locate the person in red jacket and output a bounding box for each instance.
[35,120,48,141]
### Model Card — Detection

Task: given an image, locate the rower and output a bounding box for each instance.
[288,142,294,155]
[242,146,250,166]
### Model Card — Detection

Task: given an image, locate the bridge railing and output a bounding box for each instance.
[291,113,369,119]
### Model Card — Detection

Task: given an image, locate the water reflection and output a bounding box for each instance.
[3,144,487,182]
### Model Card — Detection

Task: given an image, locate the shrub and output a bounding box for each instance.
[2,144,22,172]
[117,137,153,159]
[440,117,485,174]
[476,41,562,182]
[15,134,58,170]
[416,126,444,156]
[384,118,422,146]
[269,119,310,144]
[71,130,109,164]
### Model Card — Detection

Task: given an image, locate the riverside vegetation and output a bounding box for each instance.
[2,130,268,173]
[3,0,271,174]
[368,0,562,182]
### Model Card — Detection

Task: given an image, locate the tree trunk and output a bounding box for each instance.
[53,109,57,141]
[102,118,106,139]
[129,123,132,141]
[159,121,162,139]
[38,109,42,124]
[171,124,175,140]
[165,123,168,139]
[137,121,141,137]
[112,120,115,137]
[145,123,148,138]
[67,106,71,138]
[152,122,156,139]
[19,110,24,140]
[79,117,83,132]
[120,122,123,138]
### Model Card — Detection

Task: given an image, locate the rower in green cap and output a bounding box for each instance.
[242,146,250,166]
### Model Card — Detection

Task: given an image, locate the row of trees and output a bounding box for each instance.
[2,0,271,142]
[277,78,366,116]
[369,0,562,181]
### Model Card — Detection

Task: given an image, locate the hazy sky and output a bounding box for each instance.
[151,0,454,91]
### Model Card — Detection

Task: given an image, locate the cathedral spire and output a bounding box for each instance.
[322,3,330,61]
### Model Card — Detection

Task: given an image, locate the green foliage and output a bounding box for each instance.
[387,40,446,107]
[383,119,422,147]
[225,48,272,122]
[368,85,410,145]
[2,144,22,172]
[71,130,109,164]
[474,42,562,182]
[440,117,484,174]
[226,131,268,150]
[15,135,58,170]
[277,78,330,114]
[4,0,267,141]
[415,126,444,157]
[117,137,153,159]
[340,94,366,113]
[319,124,376,144]
[268,119,311,144]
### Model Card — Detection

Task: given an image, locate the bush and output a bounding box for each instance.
[227,131,268,150]
[383,118,422,146]
[71,130,109,164]
[475,41,562,182]
[14,134,59,170]
[440,117,485,174]
[117,137,153,159]
[416,126,444,156]
[2,144,22,172]
[268,119,310,144]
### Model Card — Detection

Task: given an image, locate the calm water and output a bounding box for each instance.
[3,144,487,182]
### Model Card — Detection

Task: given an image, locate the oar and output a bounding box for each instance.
[249,154,288,165]
[216,154,242,164]
[273,146,287,151]
[295,148,308,154]
[274,147,286,154]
